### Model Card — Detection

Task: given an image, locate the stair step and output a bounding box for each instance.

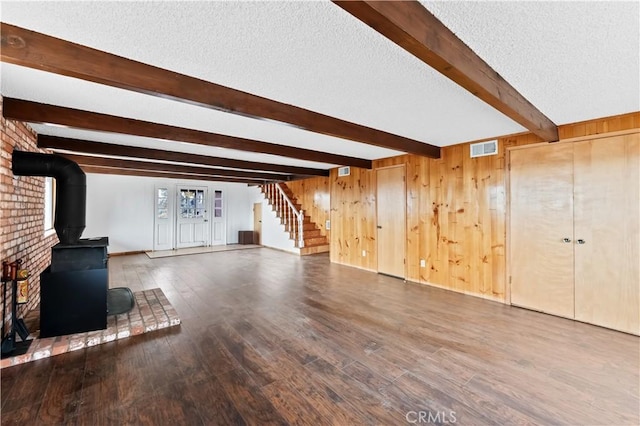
[262,183,330,256]
[283,221,316,229]
[303,236,328,246]
[288,229,322,240]
[299,244,330,256]
[303,229,322,238]
[283,221,316,230]
[271,204,302,212]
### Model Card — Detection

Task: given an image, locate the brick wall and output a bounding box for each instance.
[1,96,58,332]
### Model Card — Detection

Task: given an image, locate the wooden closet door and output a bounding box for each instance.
[377,165,406,279]
[573,133,639,335]
[509,143,575,318]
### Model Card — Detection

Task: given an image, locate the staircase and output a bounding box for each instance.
[261,183,330,255]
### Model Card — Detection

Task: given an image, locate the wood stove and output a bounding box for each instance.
[11,151,133,339]
[39,237,109,338]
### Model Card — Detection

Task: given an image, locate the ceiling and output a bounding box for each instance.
[1,1,638,181]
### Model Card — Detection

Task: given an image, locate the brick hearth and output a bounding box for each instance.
[1,288,180,369]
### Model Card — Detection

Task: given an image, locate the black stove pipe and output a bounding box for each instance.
[12,151,86,245]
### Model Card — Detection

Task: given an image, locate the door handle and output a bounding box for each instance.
[576,239,586,244]
[562,238,571,243]
[377,225,382,229]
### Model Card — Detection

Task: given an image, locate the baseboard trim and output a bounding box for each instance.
[108,250,147,257]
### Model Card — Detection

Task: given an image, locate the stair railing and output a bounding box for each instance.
[263,183,304,248]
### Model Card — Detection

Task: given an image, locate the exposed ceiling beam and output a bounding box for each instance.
[333,1,559,142]
[1,22,441,158]
[3,98,371,168]
[79,165,262,184]
[38,135,329,177]
[59,153,290,182]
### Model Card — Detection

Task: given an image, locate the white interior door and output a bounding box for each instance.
[153,185,174,251]
[176,186,209,249]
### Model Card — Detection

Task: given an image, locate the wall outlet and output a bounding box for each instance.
[325,220,331,230]
[362,250,366,257]
[420,259,426,268]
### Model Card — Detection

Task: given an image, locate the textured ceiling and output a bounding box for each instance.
[1,1,638,171]
[423,0,640,125]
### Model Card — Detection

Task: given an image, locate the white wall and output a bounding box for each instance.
[250,188,298,254]
[83,174,256,253]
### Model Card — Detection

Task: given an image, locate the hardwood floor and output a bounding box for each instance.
[1,248,638,425]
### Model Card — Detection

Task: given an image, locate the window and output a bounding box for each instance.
[157,188,168,219]
[180,189,206,218]
[44,177,55,234]
[214,190,223,218]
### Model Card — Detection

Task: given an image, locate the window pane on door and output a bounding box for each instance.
[157,188,168,219]
[180,190,196,218]
[214,190,223,218]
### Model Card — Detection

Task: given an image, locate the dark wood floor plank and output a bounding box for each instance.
[249,319,320,366]
[256,306,354,369]
[183,375,247,426]
[341,360,393,393]
[304,358,402,424]
[381,372,493,426]
[403,357,542,425]
[548,366,640,408]
[261,379,330,426]
[0,401,43,425]
[191,326,242,378]
[216,368,288,426]
[1,358,54,413]
[214,321,302,388]
[165,328,213,384]
[144,379,204,425]
[1,249,638,425]
[68,407,122,426]
[36,350,87,424]
[283,367,370,425]
[76,342,118,416]
[298,298,383,354]
[229,316,281,356]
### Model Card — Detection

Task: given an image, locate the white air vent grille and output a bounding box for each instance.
[470,140,498,158]
[338,166,351,177]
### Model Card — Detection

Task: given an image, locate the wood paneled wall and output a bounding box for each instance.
[286,177,331,240]
[302,112,640,302]
[329,167,377,271]
[557,111,639,140]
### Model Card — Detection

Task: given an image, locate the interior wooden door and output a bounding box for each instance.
[376,165,406,278]
[253,202,262,245]
[509,143,575,318]
[573,133,639,335]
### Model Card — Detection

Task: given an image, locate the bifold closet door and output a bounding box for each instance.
[510,143,575,318]
[573,134,639,335]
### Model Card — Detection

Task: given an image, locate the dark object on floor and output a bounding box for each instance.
[40,238,109,338]
[107,287,135,316]
[238,230,258,244]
